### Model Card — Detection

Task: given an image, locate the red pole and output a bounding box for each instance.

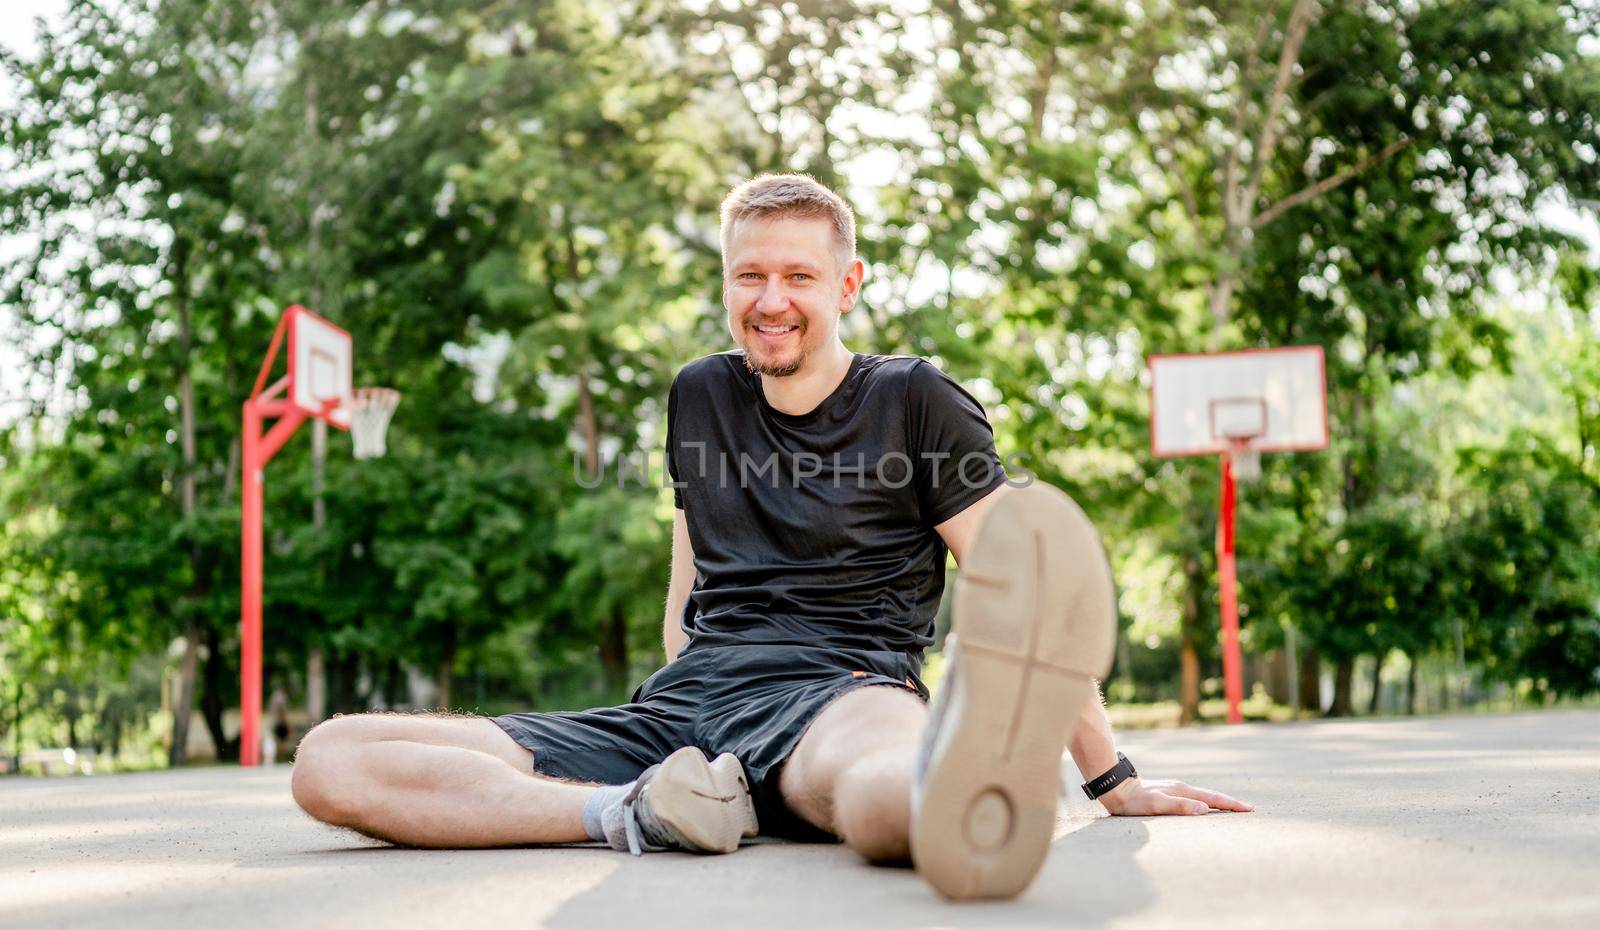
[1218,452,1244,724]
[241,400,264,766]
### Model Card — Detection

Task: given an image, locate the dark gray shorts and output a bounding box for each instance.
[492,643,927,839]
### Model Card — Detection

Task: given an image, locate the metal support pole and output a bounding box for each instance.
[1285,621,1300,716]
[1218,451,1244,724]
[241,399,264,766]
[307,420,327,727]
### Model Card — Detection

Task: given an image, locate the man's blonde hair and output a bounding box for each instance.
[719,173,857,273]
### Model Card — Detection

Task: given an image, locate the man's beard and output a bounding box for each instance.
[743,351,804,378]
[741,322,808,377]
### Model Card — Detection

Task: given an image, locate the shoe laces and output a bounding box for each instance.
[618,773,663,857]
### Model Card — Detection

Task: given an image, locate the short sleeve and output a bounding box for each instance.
[666,375,683,508]
[905,360,1006,525]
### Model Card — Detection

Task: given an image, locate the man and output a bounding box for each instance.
[291,174,1249,900]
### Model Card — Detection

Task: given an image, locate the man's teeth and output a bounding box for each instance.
[756,324,798,334]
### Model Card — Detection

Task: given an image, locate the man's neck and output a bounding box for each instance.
[760,341,855,416]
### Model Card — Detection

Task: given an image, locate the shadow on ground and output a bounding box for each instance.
[5,711,1598,930]
[537,819,1152,930]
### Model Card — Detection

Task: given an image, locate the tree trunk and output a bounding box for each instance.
[435,628,457,710]
[306,649,325,728]
[1116,630,1135,700]
[331,652,360,715]
[1261,649,1288,704]
[170,237,203,766]
[575,369,601,479]
[168,618,201,767]
[9,680,22,772]
[200,624,235,761]
[1297,647,1321,714]
[1028,46,1055,139]
[599,610,628,689]
[1179,556,1203,724]
[308,419,328,729]
[302,20,332,734]
[381,659,405,710]
[1367,652,1385,715]
[1327,657,1355,717]
[303,19,327,312]
[106,714,123,763]
[9,679,22,772]
[1405,651,1419,715]
[1207,268,1238,341]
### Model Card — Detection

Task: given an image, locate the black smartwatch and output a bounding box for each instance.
[1081,752,1137,800]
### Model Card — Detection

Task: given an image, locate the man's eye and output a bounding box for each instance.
[791,274,811,281]
[739,273,761,280]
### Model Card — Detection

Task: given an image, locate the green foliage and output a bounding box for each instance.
[1,0,1598,766]
[1451,436,1600,697]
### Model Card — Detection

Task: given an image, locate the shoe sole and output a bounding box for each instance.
[646,747,760,854]
[911,482,1118,900]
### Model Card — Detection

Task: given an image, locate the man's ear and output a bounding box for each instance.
[839,258,865,314]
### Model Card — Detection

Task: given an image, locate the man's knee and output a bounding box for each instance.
[833,751,914,863]
[293,714,372,771]
[781,686,925,826]
[291,715,373,825]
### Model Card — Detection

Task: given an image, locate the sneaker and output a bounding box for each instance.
[910,482,1118,899]
[602,746,759,855]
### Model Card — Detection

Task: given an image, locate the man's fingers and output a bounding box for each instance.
[1170,783,1254,812]
[1153,792,1209,816]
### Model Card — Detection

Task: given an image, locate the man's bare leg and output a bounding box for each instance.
[778,686,926,863]
[291,713,594,847]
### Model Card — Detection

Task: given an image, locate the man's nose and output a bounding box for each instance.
[755,276,787,313]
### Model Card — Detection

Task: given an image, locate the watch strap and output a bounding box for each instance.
[1081,752,1137,800]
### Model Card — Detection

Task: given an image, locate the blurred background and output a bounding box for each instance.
[0,0,1596,774]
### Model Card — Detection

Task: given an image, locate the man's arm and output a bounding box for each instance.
[935,484,1252,816]
[1065,686,1250,814]
[662,507,696,663]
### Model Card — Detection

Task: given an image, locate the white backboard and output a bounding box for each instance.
[288,306,351,428]
[1149,346,1327,457]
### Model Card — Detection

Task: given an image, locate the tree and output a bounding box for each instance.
[864,0,1600,720]
[436,0,732,687]
[1450,436,1600,699]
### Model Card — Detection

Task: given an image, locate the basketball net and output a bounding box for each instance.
[1226,436,1261,481]
[346,387,400,459]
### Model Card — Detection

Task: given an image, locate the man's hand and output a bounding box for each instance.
[1096,776,1253,816]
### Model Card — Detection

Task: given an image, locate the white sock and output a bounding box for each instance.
[581,782,635,841]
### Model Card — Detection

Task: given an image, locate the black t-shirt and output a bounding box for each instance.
[666,351,1006,657]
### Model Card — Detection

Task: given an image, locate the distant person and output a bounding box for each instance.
[290,174,1249,899]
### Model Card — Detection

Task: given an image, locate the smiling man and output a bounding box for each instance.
[291,174,1249,900]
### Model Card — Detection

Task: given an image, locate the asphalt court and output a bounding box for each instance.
[4,710,1597,930]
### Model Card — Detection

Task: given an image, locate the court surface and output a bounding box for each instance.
[5,709,1597,930]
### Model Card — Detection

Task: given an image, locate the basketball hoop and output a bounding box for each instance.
[1226,436,1261,481]
[345,387,400,459]
[241,304,403,767]
[1148,345,1328,726]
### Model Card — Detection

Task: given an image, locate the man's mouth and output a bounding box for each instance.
[751,323,800,337]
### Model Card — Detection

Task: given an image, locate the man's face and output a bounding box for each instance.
[722,214,862,378]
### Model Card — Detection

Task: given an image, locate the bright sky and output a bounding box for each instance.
[0,0,65,63]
